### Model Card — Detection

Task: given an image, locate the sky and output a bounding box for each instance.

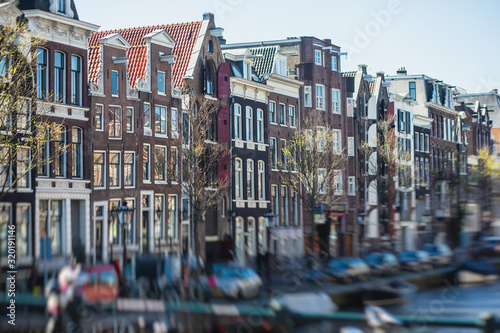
[76,0,500,93]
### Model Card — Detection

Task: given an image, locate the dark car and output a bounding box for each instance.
[323,257,371,283]
[397,251,432,272]
[365,253,400,276]
[424,244,453,266]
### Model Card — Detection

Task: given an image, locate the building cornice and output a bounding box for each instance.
[425,102,459,116]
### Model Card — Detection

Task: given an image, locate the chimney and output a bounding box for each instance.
[491,88,498,94]
[203,12,214,21]
[358,64,367,74]
[323,38,331,45]
[396,67,407,75]
[376,71,385,79]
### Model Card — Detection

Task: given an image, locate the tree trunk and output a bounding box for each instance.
[193,212,203,301]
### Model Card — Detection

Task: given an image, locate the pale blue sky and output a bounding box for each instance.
[76,0,500,93]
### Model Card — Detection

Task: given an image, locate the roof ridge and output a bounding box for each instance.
[95,20,203,35]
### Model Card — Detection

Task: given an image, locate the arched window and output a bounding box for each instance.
[246,217,255,257]
[247,159,254,200]
[71,127,83,178]
[235,217,244,264]
[208,40,214,53]
[205,61,215,95]
[258,160,265,200]
[235,158,243,199]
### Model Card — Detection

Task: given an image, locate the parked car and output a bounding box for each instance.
[397,251,432,272]
[204,262,262,300]
[424,244,453,266]
[77,264,119,306]
[323,257,371,283]
[365,253,400,276]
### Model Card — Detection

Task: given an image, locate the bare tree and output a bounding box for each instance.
[279,109,348,253]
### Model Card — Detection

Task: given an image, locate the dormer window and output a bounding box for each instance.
[242,62,251,80]
[275,58,286,76]
[57,0,66,14]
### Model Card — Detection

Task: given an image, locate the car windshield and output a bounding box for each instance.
[216,268,240,278]
[100,271,117,287]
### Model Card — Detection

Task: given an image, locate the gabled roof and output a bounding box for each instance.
[249,46,278,78]
[342,71,357,78]
[18,0,79,20]
[88,20,203,88]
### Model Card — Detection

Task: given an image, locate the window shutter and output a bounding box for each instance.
[218,62,231,99]
[218,149,230,188]
[217,106,230,143]
[203,64,207,93]
[406,111,411,133]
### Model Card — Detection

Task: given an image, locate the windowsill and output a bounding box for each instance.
[124,186,135,189]
[279,124,287,127]
[143,181,151,184]
[271,168,279,172]
[17,188,33,193]
[289,125,297,129]
[332,112,341,115]
[155,134,168,139]
[95,128,104,132]
[110,186,121,190]
[109,137,123,140]
[270,121,278,125]
[112,94,119,98]
[93,186,106,190]
[158,92,166,96]
[126,131,134,134]
[155,180,167,185]
[171,181,179,185]
[304,105,312,108]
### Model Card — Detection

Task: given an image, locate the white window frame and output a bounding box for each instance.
[318,168,327,194]
[171,107,178,136]
[171,146,179,183]
[332,129,342,155]
[234,104,242,140]
[256,108,264,143]
[331,55,337,71]
[157,70,166,95]
[154,105,168,137]
[93,151,106,189]
[235,158,243,199]
[334,170,343,195]
[348,136,354,156]
[280,139,287,170]
[314,50,322,66]
[279,103,286,126]
[270,138,277,170]
[258,160,265,200]
[17,147,31,189]
[71,127,83,179]
[317,126,326,152]
[347,98,355,117]
[108,105,122,139]
[109,151,121,189]
[288,105,296,127]
[247,159,255,200]
[111,70,119,97]
[144,102,151,131]
[332,88,341,114]
[348,176,355,196]
[126,106,134,133]
[168,195,178,241]
[143,144,151,183]
[245,106,253,141]
[154,145,167,183]
[54,51,66,103]
[155,194,166,241]
[269,101,277,124]
[70,55,82,106]
[316,84,325,110]
[304,86,312,108]
[124,151,135,188]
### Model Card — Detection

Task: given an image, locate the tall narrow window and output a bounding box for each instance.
[17,148,30,188]
[282,186,288,226]
[316,85,325,110]
[57,0,66,13]
[108,106,122,138]
[317,126,326,152]
[291,190,298,226]
[39,128,49,176]
[348,176,355,196]
[247,159,254,200]
[334,170,343,195]
[279,104,286,126]
[109,152,120,188]
[54,51,65,103]
[234,104,242,139]
[269,101,276,124]
[304,86,312,107]
[155,105,167,135]
[409,82,416,100]
[171,107,178,134]
[245,106,253,141]
[155,195,165,241]
[258,160,265,200]
[271,185,278,218]
[332,129,342,154]
[331,56,337,71]
[348,137,354,156]
[16,204,31,257]
[347,98,355,117]
[143,145,150,182]
[270,138,277,169]
[280,139,287,170]
[171,147,178,182]
[314,50,322,65]
[71,55,81,105]
[72,127,82,178]
[55,127,66,177]
[111,70,119,96]
[93,152,105,187]
[126,107,133,133]
[290,141,297,172]
[332,89,340,114]
[157,71,165,94]
[37,48,48,99]
[288,105,296,127]
[168,195,178,240]
[154,146,166,182]
[144,102,151,130]
[124,152,135,187]
[235,158,243,199]
[0,147,10,188]
[318,169,327,194]
[256,109,264,143]
[95,104,103,130]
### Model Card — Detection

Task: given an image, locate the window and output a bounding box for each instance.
[154,146,167,182]
[316,85,325,110]
[171,147,178,182]
[409,82,416,100]
[256,109,264,143]
[332,129,342,154]
[93,152,105,187]
[171,107,178,134]
[258,160,265,200]
[39,200,63,255]
[124,152,135,187]
[157,71,165,94]
[111,70,118,96]
[275,58,286,76]
[242,62,251,80]
[108,106,122,138]
[0,147,10,189]
[305,129,313,151]
[290,140,297,172]
[271,185,278,217]
[143,145,150,182]
[334,170,343,195]
[16,99,30,132]
[348,137,354,156]
[0,203,11,257]
[16,204,31,257]
[270,138,277,169]
[0,53,8,78]
[415,132,419,151]
[332,89,340,114]
[95,104,103,130]
[72,127,82,178]
[331,56,337,71]
[235,158,243,199]
[182,112,189,146]
[288,105,296,127]
[291,190,298,225]
[280,139,287,170]
[54,51,65,103]
[269,101,276,124]
[279,104,286,126]
[317,126,326,152]
[155,195,165,240]
[206,62,215,94]
[245,106,253,141]
[144,102,151,130]
[55,127,66,177]
[36,48,48,99]
[208,40,214,53]
[425,134,429,152]
[17,148,30,188]
[348,176,355,196]
[109,152,121,188]
[420,133,424,153]
[38,128,49,176]
[347,98,355,117]
[57,0,66,13]
[155,105,167,135]
[425,158,430,183]
[304,86,312,107]
[281,186,289,225]
[314,50,322,65]
[318,169,327,194]
[234,104,242,139]
[70,55,81,105]
[126,107,133,133]
[247,159,254,200]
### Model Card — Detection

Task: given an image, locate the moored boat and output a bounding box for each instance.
[457,261,499,284]
[363,280,418,306]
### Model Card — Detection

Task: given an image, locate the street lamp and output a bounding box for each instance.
[111,200,134,289]
[155,206,162,255]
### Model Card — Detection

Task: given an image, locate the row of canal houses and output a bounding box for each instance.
[0,1,493,279]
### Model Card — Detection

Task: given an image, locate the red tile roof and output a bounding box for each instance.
[88,21,203,88]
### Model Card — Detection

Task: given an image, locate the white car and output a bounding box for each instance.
[206,263,262,300]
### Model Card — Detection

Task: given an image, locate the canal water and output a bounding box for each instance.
[293,281,500,332]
